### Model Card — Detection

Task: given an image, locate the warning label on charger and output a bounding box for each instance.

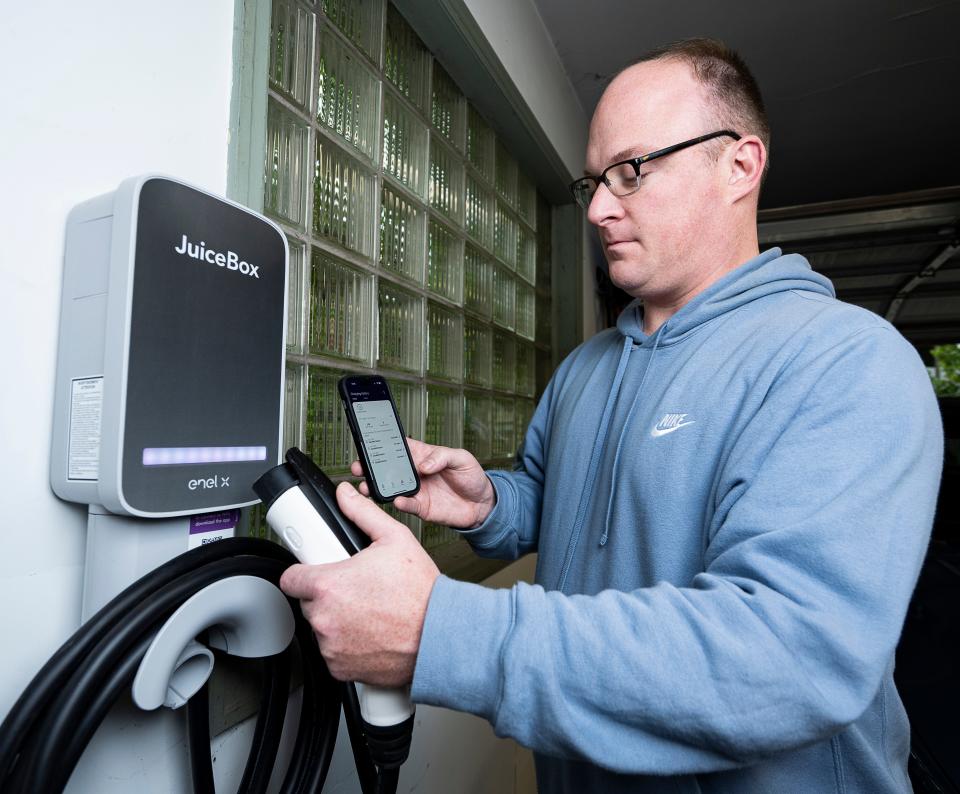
[68,376,103,480]
[188,509,240,550]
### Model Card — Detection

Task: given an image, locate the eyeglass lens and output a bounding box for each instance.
[605,162,641,196]
[572,180,596,208]
[573,163,641,208]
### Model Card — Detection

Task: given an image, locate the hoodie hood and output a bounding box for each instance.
[615,248,835,347]
[585,248,835,553]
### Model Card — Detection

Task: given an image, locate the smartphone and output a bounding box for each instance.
[337,374,420,503]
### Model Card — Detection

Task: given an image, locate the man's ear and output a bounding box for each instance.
[726,135,765,203]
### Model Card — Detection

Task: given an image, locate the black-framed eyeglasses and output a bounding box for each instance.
[569,130,742,209]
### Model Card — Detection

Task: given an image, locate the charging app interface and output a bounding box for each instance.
[349,382,416,498]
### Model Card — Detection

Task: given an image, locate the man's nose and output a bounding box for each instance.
[586,181,625,226]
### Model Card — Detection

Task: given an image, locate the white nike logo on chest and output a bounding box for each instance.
[651,413,696,437]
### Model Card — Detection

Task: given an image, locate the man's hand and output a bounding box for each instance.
[279,482,440,686]
[352,438,496,529]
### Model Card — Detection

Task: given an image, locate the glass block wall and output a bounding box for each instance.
[261,0,552,556]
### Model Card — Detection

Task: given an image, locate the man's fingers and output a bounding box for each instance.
[350,460,364,477]
[280,563,317,600]
[335,482,402,542]
[357,480,370,496]
[404,438,478,474]
[392,494,422,516]
[417,446,455,474]
[405,438,445,471]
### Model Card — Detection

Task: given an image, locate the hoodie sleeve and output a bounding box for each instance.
[411,325,943,774]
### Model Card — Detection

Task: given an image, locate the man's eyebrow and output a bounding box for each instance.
[609,144,650,163]
[584,144,651,175]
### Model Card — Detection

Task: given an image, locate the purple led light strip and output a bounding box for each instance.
[142,446,267,467]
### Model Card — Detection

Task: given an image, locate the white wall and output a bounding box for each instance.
[0,0,236,715]
[461,0,589,179]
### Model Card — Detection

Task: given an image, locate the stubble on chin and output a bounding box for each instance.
[606,257,650,297]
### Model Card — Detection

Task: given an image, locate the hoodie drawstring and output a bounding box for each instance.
[555,335,634,592]
[599,324,666,546]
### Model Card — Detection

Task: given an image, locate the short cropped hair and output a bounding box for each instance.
[624,38,770,176]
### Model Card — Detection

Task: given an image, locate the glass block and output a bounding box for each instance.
[516,340,535,397]
[431,63,465,150]
[286,238,305,352]
[517,170,537,230]
[378,282,423,373]
[517,225,536,284]
[428,136,463,224]
[536,192,552,292]
[317,26,379,162]
[515,397,536,447]
[305,366,355,473]
[308,249,374,361]
[516,282,535,341]
[492,266,515,330]
[427,220,463,303]
[425,385,462,448]
[463,244,492,318]
[284,362,304,450]
[466,105,494,183]
[382,89,429,198]
[495,139,517,207]
[463,390,492,460]
[389,378,424,438]
[245,502,276,542]
[313,135,375,257]
[321,0,383,63]
[492,396,515,458]
[492,331,516,392]
[464,174,494,249]
[463,317,492,387]
[421,522,458,552]
[536,290,551,347]
[269,0,313,108]
[380,185,425,284]
[383,4,431,112]
[494,202,518,269]
[264,100,309,228]
[427,302,463,382]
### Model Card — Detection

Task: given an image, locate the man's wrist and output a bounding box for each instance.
[470,475,497,529]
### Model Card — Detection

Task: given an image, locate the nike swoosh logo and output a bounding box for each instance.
[650,421,696,438]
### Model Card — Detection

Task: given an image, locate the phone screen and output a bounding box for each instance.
[339,376,419,501]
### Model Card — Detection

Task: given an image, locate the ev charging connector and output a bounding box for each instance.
[254,448,416,770]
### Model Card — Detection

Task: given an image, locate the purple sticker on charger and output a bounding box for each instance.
[190,509,241,534]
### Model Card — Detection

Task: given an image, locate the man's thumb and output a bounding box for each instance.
[335,482,401,542]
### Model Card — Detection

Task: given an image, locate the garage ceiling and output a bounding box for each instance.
[532,0,960,347]
[757,188,960,348]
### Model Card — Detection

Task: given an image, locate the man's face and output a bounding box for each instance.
[585,59,726,301]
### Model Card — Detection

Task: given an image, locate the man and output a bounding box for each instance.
[282,39,942,792]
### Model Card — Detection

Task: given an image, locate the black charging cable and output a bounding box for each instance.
[0,537,409,794]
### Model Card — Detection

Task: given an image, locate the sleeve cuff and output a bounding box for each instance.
[453,471,518,550]
[410,574,515,721]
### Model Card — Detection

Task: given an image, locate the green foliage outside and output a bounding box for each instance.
[929,344,960,396]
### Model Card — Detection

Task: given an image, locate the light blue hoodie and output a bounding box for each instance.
[411,249,943,793]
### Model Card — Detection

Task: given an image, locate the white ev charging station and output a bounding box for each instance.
[0,176,414,794]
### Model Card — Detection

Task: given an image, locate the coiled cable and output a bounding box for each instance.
[0,536,399,794]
